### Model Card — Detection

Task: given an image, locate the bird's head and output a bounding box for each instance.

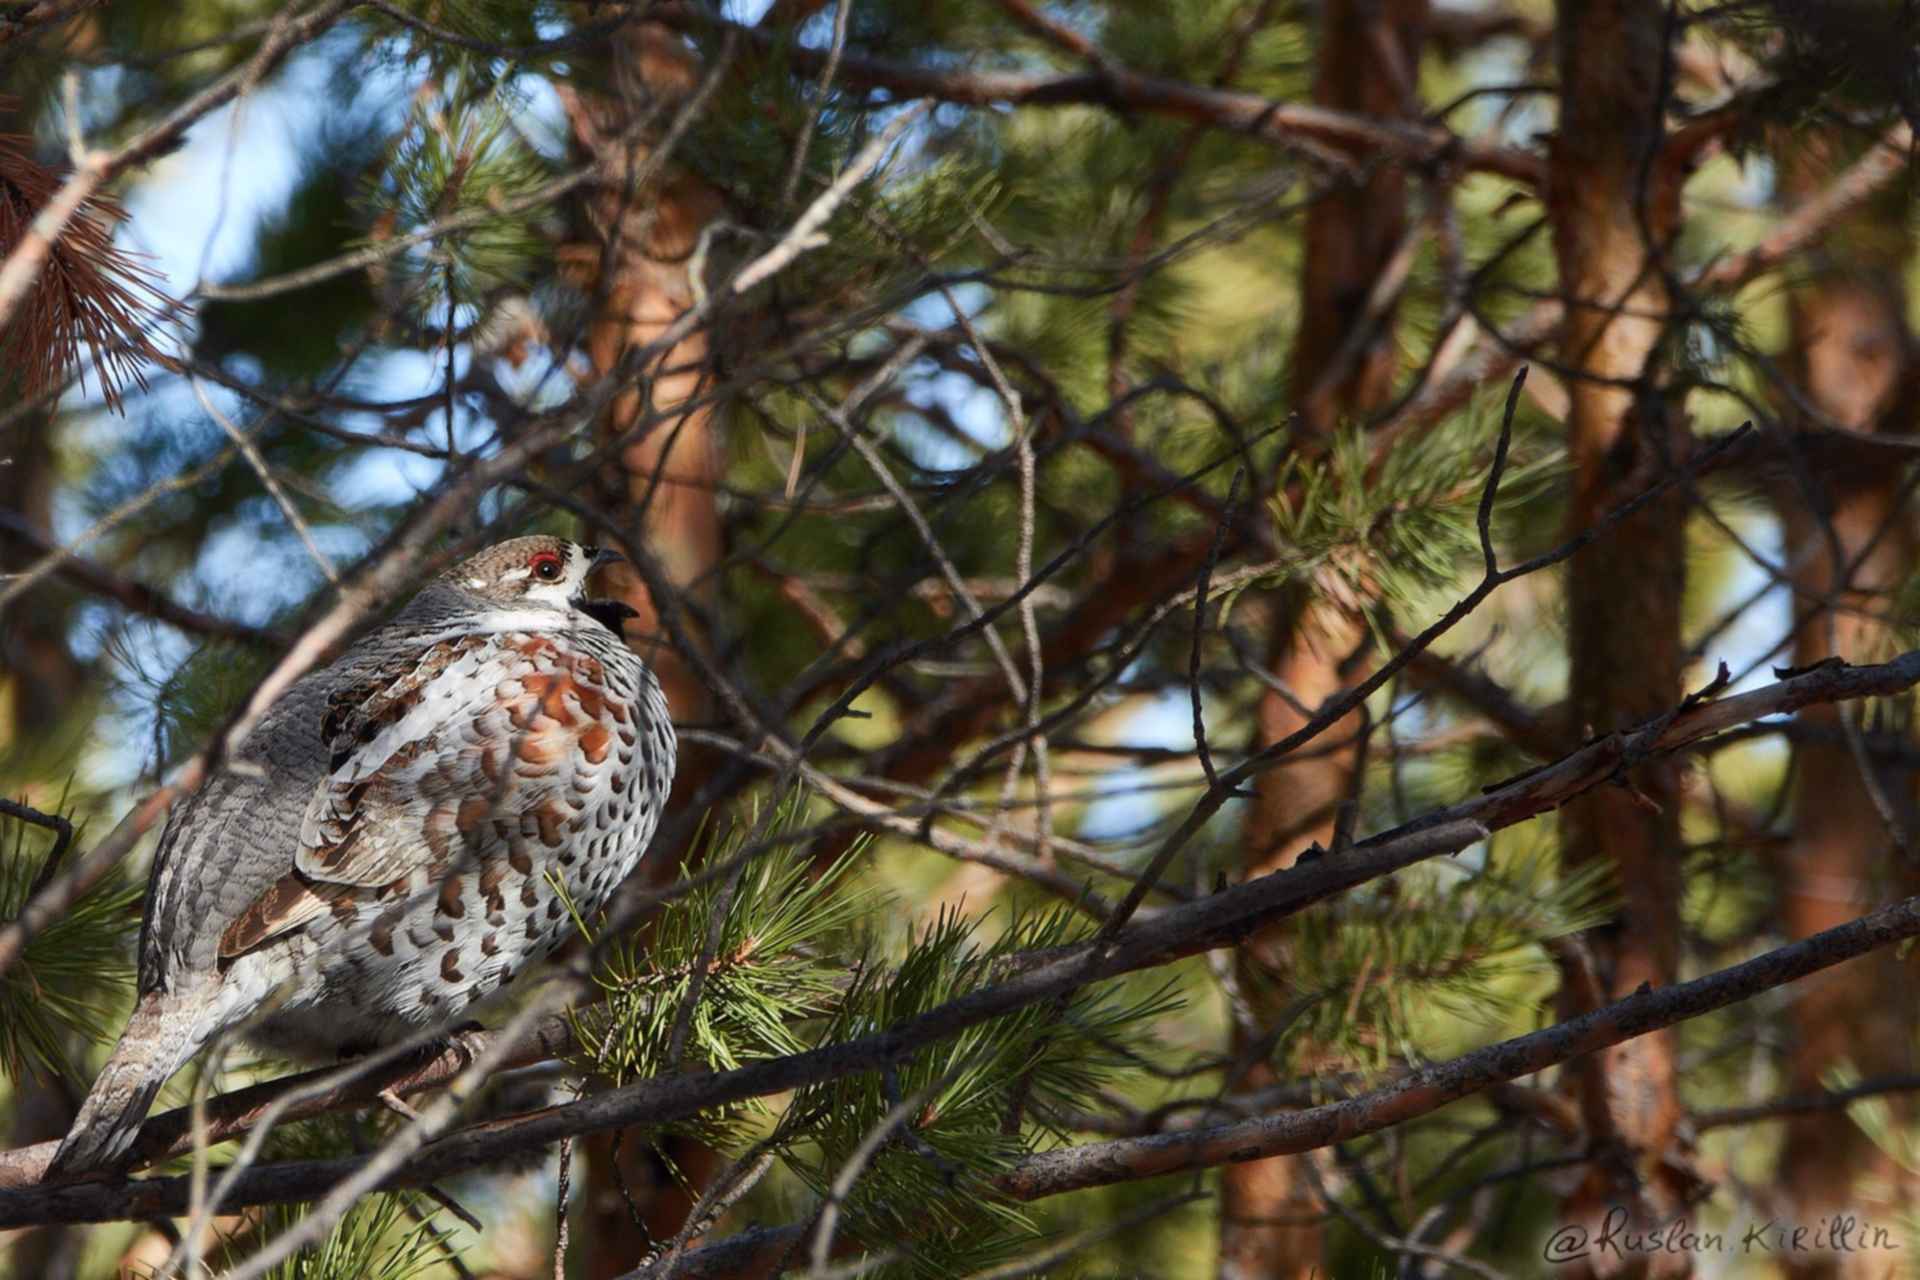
[443,536,636,631]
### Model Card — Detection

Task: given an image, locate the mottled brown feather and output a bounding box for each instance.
[219,875,336,963]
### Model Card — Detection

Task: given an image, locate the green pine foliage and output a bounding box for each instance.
[207,1193,456,1280]
[148,637,281,769]
[1283,841,1614,1072]
[564,796,1178,1276]
[361,75,553,326]
[0,797,138,1084]
[361,0,557,59]
[568,809,874,1095]
[783,904,1180,1278]
[1237,407,1561,636]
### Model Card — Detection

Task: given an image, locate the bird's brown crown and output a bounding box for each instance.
[442,536,603,608]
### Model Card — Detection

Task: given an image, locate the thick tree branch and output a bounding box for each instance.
[0,1018,579,1189]
[997,888,1920,1198]
[7,647,1920,1226]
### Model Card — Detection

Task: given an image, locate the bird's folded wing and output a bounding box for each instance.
[295,633,509,888]
[219,631,600,961]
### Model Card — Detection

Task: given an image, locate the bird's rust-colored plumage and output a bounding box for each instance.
[48,537,675,1179]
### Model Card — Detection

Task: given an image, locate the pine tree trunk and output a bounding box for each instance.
[0,412,88,756]
[561,21,727,1276]
[1547,2,1693,1271]
[0,86,90,763]
[1772,133,1917,1280]
[1221,3,1425,1275]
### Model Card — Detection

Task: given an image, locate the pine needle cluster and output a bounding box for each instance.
[568,821,873,1131]
[205,1193,453,1280]
[0,106,175,411]
[1264,410,1557,622]
[1284,843,1613,1073]
[0,795,138,1084]
[362,78,552,321]
[564,795,1177,1276]
[786,904,1181,1277]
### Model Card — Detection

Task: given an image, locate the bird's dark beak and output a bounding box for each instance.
[577,546,635,633]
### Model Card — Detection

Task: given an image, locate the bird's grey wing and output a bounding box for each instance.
[139,673,336,989]
[217,630,620,959]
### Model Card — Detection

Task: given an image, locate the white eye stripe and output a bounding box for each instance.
[501,567,532,582]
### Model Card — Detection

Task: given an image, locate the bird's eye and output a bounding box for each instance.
[529,553,564,581]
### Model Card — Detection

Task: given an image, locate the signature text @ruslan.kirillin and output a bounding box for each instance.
[1544,1208,1900,1265]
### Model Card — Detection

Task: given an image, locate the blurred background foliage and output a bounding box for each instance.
[1,0,1918,1276]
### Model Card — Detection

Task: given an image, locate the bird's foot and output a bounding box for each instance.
[376,1088,421,1122]
[437,1020,489,1071]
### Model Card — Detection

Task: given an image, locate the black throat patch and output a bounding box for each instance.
[577,598,640,634]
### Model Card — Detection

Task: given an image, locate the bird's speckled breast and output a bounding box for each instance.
[168,615,672,1062]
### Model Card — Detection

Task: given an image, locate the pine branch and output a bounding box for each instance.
[999,889,1920,1198]
[1695,1072,1920,1132]
[0,1016,580,1187]
[647,6,1545,184]
[9,630,1920,1217]
[0,798,70,876]
[1378,120,1915,442]
[0,0,355,339]
[0,508,283,646]
[0,793,135,1082]
[11,854,1918,1226]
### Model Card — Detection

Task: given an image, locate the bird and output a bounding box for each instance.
[47,536,675,1178]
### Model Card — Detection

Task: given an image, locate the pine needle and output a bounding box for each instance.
[0,101,175,412]
[0,790,138,1084]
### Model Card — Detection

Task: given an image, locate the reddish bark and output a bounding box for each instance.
[561,21,728,1276]
[1222,3,1427,1276]
[561,24,725,723]
[1546,2,1694,1271]
[1772,133,1917,1280]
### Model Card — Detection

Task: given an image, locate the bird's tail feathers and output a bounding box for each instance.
[45,993,209,1180]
